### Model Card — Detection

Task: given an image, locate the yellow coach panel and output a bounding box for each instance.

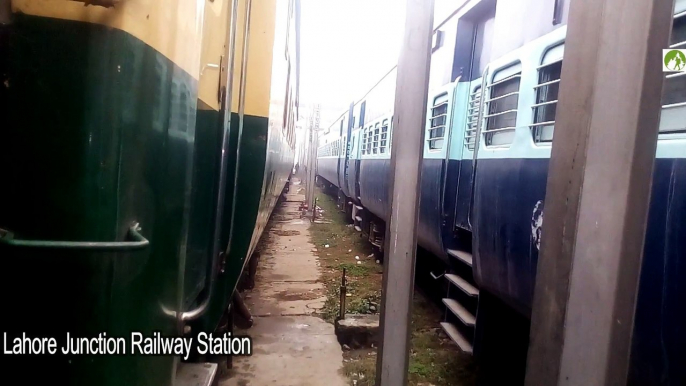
[12,0,205,79]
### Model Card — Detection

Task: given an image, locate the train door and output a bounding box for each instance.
[341,102,355,198]
[349,101,365,201]
[454,78,485,230]
[452,4,495,232]
[336,116,345,189]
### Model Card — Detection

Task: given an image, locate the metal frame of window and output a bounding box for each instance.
[660,11,686,133]
[366,126,372,154]
[465,86,481,150]
[380,119,389,153]
[483,72,521,148]
[532,55,563,144]
[428,96,448,150]
[373,123,380,154]
[362,127,368,155]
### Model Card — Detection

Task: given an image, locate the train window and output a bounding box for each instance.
[362,129,367,155]
[532,44,564,144]
[366,126,372,155]
[360,101,367,128]
[660,11,686,133]
[432,30,444,53]
[428,94,448,150]
[373,123,380,154]
[484,63,522,147]
[380,119,389,154]
[465,86,481,150]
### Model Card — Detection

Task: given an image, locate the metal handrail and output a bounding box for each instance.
[0,223,149,251]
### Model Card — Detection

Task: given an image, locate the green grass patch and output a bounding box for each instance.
[338,262,373,276]
[309,186,476,385]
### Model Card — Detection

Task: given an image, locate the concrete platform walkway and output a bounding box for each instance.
[221,180,347,386]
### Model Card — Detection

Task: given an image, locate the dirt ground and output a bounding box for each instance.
[221,181,347,386]
[222,178,476,386]
[310,187,477,386]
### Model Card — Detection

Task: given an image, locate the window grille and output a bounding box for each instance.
[532,45,563,143]
[366,126,372,155]
[660,11,686,133]
[484,68,521,147]
[372,123,380,154]
[362,128,368,155]
[465,87,481,150]
[428,95,448,150]
[380,119,389,154]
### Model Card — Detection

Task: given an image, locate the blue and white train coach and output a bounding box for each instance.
[317,0,686,384]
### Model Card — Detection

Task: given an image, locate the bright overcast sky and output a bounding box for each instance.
[299,0,406,126]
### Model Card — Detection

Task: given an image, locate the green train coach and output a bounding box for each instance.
[0,0,298,384]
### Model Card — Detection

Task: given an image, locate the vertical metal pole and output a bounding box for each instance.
[525,0,674,385]
[375,0,433,385]
[0,0,11,25]
[306,125,316,213]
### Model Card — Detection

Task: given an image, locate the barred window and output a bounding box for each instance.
[372,123,380,154]
[532,44,564,143]
[380,119,389,154]
[428,94,448,150]
[366,126,372,155]
[484,65,521,147]
[465,86,481,150]
[362,128,368,155]
[660,11,686,133]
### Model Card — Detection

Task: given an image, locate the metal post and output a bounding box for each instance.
[525,0,674,385]
[306,126,316,214]
[375,0,434,385]
[305,127,312,203]
[0,0,11,24]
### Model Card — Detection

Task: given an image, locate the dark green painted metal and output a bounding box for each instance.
[0,9,296,385]
[0,222,149,250]
[0,15,197,386]
[196,114,268,333]
[185,109,223,309]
